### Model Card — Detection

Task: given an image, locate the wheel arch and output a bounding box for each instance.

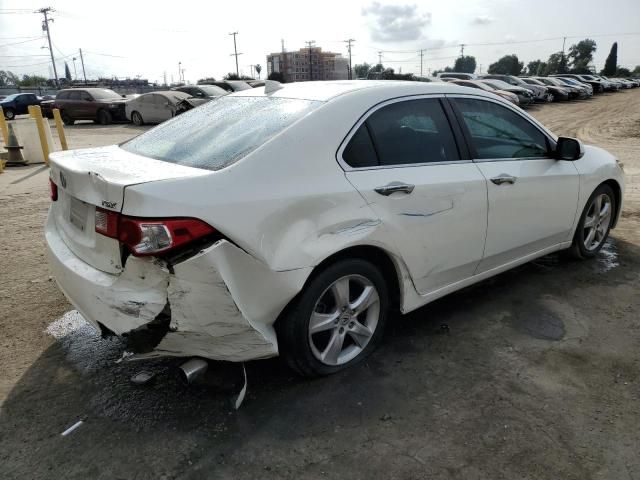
[602,179,622,228]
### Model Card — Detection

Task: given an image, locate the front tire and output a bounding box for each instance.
[61,110,75,125]
[4,108,15,120]
[277,258,389,377]
[131,111,144,126]
[97,109,112,125]
[568,184,616,259]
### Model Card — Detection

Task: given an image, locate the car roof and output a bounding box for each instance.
[231,80,499,102]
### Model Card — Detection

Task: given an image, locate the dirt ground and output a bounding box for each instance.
[1,93,639,480]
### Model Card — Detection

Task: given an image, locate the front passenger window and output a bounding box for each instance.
[454,98,549,159]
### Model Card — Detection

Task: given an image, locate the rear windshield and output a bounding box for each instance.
[121,96,320,171]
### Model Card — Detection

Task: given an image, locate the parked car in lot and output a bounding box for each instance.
[449,79,520,105]
[54,88,127,125]
[171,84,229,114]
[525,77,574,100]
[482,74,550,102]
[46,80,624,377]
[125,91,190,125]
[549,77,593,97]
[478,79,534,106]
[437,72,477,81]
[554,74,605,93]
[0,93,42,120]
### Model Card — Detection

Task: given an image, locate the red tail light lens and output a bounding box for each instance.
[49,179,58,201]
[95,208,215,257]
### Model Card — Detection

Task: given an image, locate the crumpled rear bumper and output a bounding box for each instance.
[45,209,311,362]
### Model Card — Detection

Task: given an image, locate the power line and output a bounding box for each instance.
[0,37,43,47]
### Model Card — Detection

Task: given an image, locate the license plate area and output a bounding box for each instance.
[69,196,89,232]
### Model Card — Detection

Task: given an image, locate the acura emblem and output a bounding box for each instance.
[59,171,67,189]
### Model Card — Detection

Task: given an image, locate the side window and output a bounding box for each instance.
[57,91,68,100]
[343,124,378,168]
[366,99,459,166]
[68,91,81,100]
[80,92,93,101]
[454,98,549,159]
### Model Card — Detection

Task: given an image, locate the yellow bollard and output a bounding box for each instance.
[52,108,68,151]
[0,106,9,145]
[28,105,50,166]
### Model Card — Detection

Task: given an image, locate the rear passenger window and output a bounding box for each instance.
[343,124,378,168]
[69,91,81,100]
[366,99,459,166]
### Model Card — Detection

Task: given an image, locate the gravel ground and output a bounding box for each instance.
[1,92,639,480]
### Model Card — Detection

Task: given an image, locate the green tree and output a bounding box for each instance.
[454,55,476,73]
[197,77,217,84]
[601,42,618,76]
[545,52,567,75]
[568,38,596,73]
[267,71,285,83]
[632,65,640,76]
[64,62,72,81]
[615,67,631,77]
[254,64,262,79]
[224,72,241,80]
[526,60,547,76]
[370,63,384,73]
[488,54,524,75]
[0,70,19,86]
[19,74,47,87]
[353,62,371,78]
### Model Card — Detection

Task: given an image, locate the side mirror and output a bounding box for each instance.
[555,137,584,161]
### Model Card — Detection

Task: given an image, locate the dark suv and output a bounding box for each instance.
[54,88,127,125]
[1,93,42,120]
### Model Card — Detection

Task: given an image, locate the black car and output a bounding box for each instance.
[1,93,42,120]
[553,74,605,93]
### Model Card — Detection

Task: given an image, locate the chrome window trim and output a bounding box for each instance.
[336,93,467,172]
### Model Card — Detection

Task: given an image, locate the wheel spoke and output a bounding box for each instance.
[594,195,602,215]
[321,330,345,364]
[350,286,378,316]
[309,311,339,335]
[348,321,373,348]
[584,215,597,228]
[599,201,610,220]
[331,278,350,309]
[585,227,596,247]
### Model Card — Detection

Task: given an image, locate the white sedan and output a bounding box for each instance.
[46,80,624,377]
[125,90,190,125]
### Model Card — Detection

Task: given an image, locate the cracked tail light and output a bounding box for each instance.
[95,207,215,257]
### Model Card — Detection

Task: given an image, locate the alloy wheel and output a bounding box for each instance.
[583,193,612,251]
[308,274,380,366]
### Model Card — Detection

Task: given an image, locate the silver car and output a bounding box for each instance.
[125,91,190,126]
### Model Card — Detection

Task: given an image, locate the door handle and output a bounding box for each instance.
[490,174,517,185]
[374,182,415,196]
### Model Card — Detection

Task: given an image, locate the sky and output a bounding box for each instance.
[1,0,640,84]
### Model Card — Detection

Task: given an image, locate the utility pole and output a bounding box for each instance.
[163,71,167,86]
[344,38,355,80]
[305,40,315,81]
[229,31,242,77]
[561,36,567,71]
[178,61,182,83]
[72,57,77,80]
[459,43,465,57]
[419,49,424,76]
[37,7,58,86]
[377,51,382,65]
[79,48,87,83]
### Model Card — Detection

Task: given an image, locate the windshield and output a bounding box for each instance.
[122,96,320,171]
[226,81,252,91]
[91,89,122,100]
[198,85,228,97]
[1,94,19,102]
[484,79,514,89]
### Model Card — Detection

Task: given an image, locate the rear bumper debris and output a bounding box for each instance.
[45,209,311,362]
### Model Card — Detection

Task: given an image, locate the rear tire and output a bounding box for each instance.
[4,108,15,120]
[568,184,616,259]
[131,111,144,126]
[61,110,74,125]
[97,109,112,125]
[277,258,389,377]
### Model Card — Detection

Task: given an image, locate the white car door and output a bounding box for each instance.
[341,96,488,295]
[449,96,580,272]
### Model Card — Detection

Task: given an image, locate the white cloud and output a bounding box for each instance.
[362,2,432,42]
[471,15,493,25]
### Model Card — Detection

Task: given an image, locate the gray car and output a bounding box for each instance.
[125,91,190,126]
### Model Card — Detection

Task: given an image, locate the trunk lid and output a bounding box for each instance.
[49,145,211,274]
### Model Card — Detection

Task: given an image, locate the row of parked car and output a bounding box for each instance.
[0,79,265,125]
[436,72,640,107]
